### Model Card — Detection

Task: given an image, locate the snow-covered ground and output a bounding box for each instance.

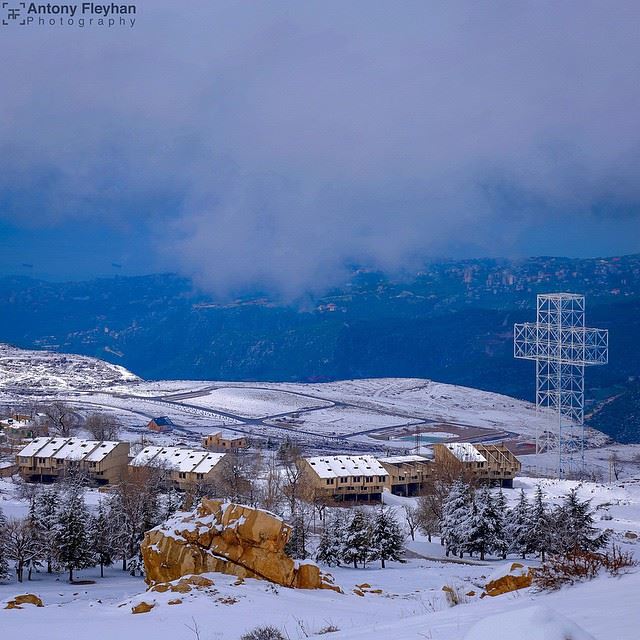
[0,474,639,639]
[0,343,138,390]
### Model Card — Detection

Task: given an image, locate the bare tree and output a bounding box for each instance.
[258,456,284,514]
[4,518,43,582]
[38,402,79,437]
[84,412,120,441]
[217,450,253,504]
[403,504,419,541]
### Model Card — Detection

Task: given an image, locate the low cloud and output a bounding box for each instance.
[1,1,639,295]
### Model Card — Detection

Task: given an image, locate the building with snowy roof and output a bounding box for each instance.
[378,454,434,496]
[433,442,521,487]
[16,436,130,485]
[202,430,248,451]
[300,455,390,502]
[129,445,227,490]
[147,416,176,433]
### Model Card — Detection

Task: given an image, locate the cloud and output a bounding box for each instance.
[1,1,640,294]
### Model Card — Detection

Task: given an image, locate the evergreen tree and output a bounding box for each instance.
[25,495,43,580]
[161,489,184,521]
[55,488,94,582]
[440,479,472,558]
[554,488,609,553]
[33,485,60,573]
[492,489,509,559]
[285,511,308,559]
[0,508,9,582]
[91,499,115,578]
[465,485,499,561]
[506,489,532,559]
[342,510,372,568]
[370,507,405,568]
[316,509,347,566]
[527,485,553,561]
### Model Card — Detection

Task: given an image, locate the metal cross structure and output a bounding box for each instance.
[514,293,608,478]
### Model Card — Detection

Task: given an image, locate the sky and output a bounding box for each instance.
[0,1,639,295]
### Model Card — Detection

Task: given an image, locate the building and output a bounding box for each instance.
[17,437,130,485]
[129,445,227,490]
[147,416,175,433]
[299,455,390,503]
[432,442,521,487]
[378,454,433,496]
[202,430,248,451]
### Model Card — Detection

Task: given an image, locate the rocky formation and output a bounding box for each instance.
[5,594,44,609]
[485,562,534,596]
[141,499,340,591]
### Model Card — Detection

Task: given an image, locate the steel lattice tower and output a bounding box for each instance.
[514,293,608,477]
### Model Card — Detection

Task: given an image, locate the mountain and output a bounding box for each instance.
[0,254,638,439]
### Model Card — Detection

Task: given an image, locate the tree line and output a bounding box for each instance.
[431,480,608,561]
[0,469,182,583]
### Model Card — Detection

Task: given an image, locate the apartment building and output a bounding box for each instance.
[17,436,130,484]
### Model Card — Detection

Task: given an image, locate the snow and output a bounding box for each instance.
[463,605,596,640]
[129,446,225,473]
[378,454,431,464]
[305,455,389,479]
[17,437,120,463]
[0,343,139,389]
[183,386,332,418]
[444,442,487,463]
[0,474,639,639]
[84,441,119,462]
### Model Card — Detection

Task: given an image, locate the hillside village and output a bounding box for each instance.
[0,348,637,639]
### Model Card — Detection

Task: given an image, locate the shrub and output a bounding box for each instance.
[240,625,286,640]
[534,545,637,591]
[317,624,340,634]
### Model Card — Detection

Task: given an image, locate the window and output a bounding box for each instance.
[326,478,334,485]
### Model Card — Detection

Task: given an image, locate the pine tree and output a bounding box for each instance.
[370,507,405,568]
[55,488,95,582]
[25,495,43,580]
[465,485,498,561]
[440,479,472,558]
[492,489,509,559]
[0,508,9,582]
[554,488,609,553]
[285,511,308,559]
[342,510,372,568]
[34,485,60,573]
[506,489,532,559]
[161,489,184,521]
[91,499,115,578]
[316,509,347,567]
[527,485,553,561]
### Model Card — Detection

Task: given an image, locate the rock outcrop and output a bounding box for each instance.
[484,562,534,596]
[141,499,340,591]
[5,594,44,609]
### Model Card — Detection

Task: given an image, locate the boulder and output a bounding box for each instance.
[141,499,340,592]
[131,601,155,614]
[485,562,534,596]
[5,594,44,609]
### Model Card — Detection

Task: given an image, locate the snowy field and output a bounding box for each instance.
[181,387,332,418]
[0,344,614,457]
[266,404,421,436]
[0,474,639,639]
